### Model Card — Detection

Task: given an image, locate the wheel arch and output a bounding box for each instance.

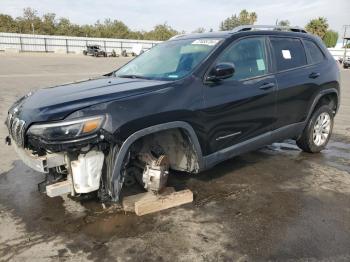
[109,121,204,200]
[307,88,339,122]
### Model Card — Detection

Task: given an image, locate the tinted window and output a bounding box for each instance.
[270,37,307,71]
[216,37,268,80]
[304,39,324,64]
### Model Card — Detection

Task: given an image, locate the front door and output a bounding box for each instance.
[203,36,277,153]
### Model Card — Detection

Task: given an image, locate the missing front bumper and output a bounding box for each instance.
[11,142,105,197]
[12,142,65,173]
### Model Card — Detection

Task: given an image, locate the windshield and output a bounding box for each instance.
[115,38,223,81]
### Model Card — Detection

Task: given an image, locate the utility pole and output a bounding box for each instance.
[342,25,350,61]
[31,23,35,35]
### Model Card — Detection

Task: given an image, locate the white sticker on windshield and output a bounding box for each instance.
[191,39,220,46]
[256,59,266,71]
[168,75,179,78]
[282,50,292,59]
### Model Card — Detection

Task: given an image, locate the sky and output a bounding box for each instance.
[1,0,349,36]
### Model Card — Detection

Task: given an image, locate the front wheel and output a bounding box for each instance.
[296,105,334,153]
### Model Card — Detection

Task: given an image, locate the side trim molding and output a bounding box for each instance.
[216,131,242,141]
[203,121,305,170]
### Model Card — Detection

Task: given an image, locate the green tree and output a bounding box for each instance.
[144,23,178,41]
[0,14,17,32]
[192,27,206,33]
[20,7,42,34]
[109,20,130,38]
[56,17,76,36]
[0,8,179,41]
[305,17,329,38]
[41,13,57,35]
[92,19,130,38]
[220,10,257,31]
[128,30,145,40]
[278,20,290,27]
[323,30,338,48]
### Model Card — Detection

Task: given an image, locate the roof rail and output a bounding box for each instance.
[232,25,307,33]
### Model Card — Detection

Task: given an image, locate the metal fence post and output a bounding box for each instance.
[44,38,48,52]
[120,42,123,53]
[65,39,69,54]
[104,40,107,51]
[19,36,23,52]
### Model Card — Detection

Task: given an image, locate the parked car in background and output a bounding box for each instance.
[5,25,340,203]
[83,45,107,57]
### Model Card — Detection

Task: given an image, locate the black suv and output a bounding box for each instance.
[5,25,340,202]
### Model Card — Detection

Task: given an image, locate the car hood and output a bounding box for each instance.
[9,76,171,124]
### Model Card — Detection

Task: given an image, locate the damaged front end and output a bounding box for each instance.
[5,112,124,202]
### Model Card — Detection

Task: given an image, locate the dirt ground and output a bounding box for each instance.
[0,53,349,262]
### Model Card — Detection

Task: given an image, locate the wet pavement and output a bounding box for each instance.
[0,54,350,261]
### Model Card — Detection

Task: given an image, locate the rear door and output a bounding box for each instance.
[269,36,317,129]
[301,38,330,108]
[203,36,277,153]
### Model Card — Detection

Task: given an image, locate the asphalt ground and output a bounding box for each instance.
[0,53,349,262]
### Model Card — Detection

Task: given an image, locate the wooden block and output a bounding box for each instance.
[134,189,193,216]
[122,187,175,212]
[122,192,156,212]
[46,180,71,198]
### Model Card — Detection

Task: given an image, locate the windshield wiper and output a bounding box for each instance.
[117,74,147,79]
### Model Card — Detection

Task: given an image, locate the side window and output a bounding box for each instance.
[304,39,325,64]
[216,37,268,80]
[270,37,307,71]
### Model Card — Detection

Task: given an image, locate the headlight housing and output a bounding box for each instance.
[27,116,104,141]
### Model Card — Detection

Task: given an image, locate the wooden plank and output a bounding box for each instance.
[46,180,71,197]
[122,187,175,212]
[122,192,156,212]
[134,189,193,216]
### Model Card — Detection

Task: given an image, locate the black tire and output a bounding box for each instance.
[296,105,334,153]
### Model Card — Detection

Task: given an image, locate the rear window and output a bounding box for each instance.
[304,39,325,64]
[270,37,307,71]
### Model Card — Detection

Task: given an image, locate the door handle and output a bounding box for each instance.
[309,72,320,79]
[259,83,275,90]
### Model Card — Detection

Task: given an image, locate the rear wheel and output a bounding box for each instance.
[296,105,333,153]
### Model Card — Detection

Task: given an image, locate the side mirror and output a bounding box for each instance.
[207,62,235,82]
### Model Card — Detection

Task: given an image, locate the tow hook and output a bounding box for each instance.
[5,136,11,146]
